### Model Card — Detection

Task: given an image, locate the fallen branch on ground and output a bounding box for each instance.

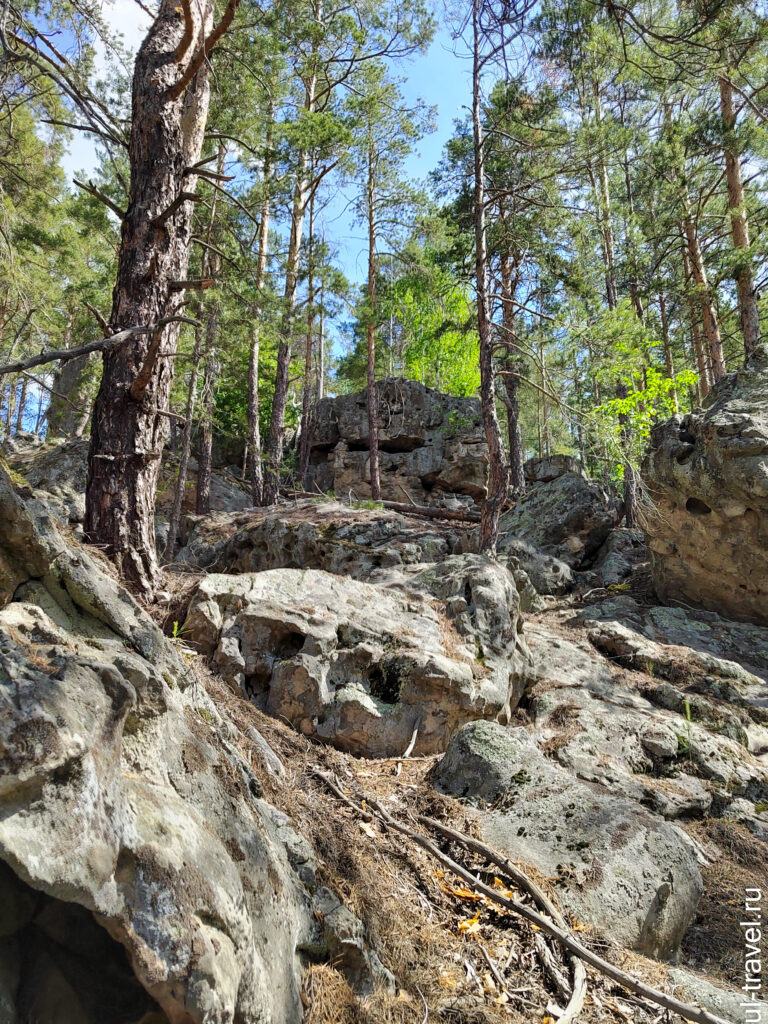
[281,488,481,523]
[314,771,732,1024]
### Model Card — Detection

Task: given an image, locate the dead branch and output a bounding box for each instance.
[314,773,731,1024]
[422,815,586,1024]
[173,0,195,62]
[0,317,199,377]
[73,178,125,220]
[169,0,241,101]
[85,302,110,335]
[280,488,480,523]
[169,278,215,291]
[188,165,236,183]
[152,192,203,228]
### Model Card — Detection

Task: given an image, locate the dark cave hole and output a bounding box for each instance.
[367,663,402,705]
[685,497,712,516]
[0,860,167,1024]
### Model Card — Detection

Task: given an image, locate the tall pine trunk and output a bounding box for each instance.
[298,187,316,487]
[196,306,218,515]
[365,144,381,501]
[499,250,524,497]
[681,239,712,398]
[472,0,509,552]
[719,76,760,359]
[247,114,273,505]
[84,0,214,597]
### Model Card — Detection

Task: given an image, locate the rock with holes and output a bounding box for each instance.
[305,378,489,504]
[498,470,616,570]
[433,721,703,959]
[183,555,530,758]
[643,343,768,625]
[0,459,391,1024]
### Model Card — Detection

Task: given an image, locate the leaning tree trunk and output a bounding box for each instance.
[84,0,214,597]
[472,0,509,552]
[719,76,761,359]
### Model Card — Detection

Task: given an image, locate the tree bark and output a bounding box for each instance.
[719,76,761,359]
[472,0,509,552]
[84,0,214,597]
[365,143,381,501]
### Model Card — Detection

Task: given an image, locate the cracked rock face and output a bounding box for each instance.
[498,470,616,570]
[0,462,319,1024]
[642,343,768,625]
[433,721,703,960]
[184,555,530,758]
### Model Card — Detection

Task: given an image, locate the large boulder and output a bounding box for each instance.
[433,721,703,960]
[0,460,378,1024]
[305,379,489,504]
[498,471,615,569]
[643,343,768,625]
[184,555,530,757]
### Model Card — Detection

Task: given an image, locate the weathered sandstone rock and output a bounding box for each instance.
[498,470,615,569]
[184,555,529,757]
[0,461,387,1024]
[643,343,768,625]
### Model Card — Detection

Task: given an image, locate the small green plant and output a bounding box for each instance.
[681,699,694,762]
[352,498,384,511]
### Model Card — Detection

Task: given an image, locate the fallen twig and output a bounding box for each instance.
[314,772,732,1024]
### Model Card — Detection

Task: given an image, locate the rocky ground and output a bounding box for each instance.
[1,425,767,1024]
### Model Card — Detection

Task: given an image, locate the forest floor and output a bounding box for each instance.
[162,574,760,1024]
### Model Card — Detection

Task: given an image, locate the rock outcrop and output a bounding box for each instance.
[0,460,388,1024]
[184,555,530,757]
[433,720,703,960]
[305,378,489,505]
[176,500,474,575]
[499,462,616,570]
[643,343,768,625]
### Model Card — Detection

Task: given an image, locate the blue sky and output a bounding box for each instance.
[60,5,470,288]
